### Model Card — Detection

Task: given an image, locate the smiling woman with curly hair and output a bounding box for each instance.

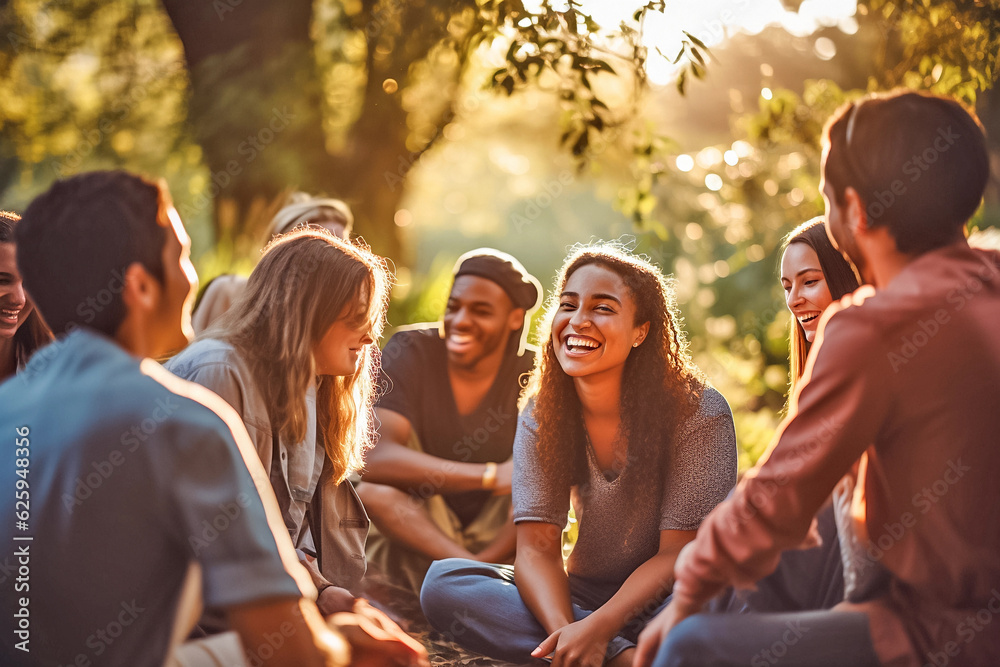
[421,242,738,667]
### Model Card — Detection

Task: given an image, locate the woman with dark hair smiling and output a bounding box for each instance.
[712,217,864,618]
[780,217,861,393]
[421,242,737,667]
[0,210,51,381]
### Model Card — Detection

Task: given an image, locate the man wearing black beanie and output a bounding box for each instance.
[358,248,541,594]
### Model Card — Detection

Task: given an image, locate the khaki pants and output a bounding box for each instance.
[365,431,512,594]
[152,563,245,667]
[169,633,249,667]
[366,491,511,594]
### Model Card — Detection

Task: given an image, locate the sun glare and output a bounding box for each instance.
[524,0,858,86]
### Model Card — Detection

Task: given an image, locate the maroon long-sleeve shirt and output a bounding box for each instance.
[673,242,1000,667]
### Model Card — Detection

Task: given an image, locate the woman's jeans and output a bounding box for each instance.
[421,558,882,667]
[420,558,670,663]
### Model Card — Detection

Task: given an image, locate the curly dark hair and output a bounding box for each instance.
[521,242,705,495]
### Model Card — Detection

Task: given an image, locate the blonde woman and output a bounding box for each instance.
[168,228,394,616]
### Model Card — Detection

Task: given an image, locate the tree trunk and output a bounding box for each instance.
[160,0,409,260]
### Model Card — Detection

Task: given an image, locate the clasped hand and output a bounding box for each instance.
[531,615,615,667]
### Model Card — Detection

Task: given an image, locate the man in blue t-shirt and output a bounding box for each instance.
[0,171,426,667]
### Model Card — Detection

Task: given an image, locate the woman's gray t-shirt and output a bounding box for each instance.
[513,386,737,601]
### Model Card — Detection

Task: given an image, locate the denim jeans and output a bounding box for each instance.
[421,558,671,664]
[652,609,881,667]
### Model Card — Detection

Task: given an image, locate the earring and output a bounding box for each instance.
[632,342,639,347]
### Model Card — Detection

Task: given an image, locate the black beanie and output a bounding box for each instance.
[452,248,541,312]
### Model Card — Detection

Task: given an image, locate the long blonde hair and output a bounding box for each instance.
[210,228,390,483]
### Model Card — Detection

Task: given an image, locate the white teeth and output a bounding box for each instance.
[449,333,473,343]
[566,336,599,349]
[798,314,819,323]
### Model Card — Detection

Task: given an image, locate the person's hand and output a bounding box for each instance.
[531,617,614,667]
[329,607,429,667]
[493,460,513,496]
[317,585,356,615]
[351,598,408,636]
[633,599,699,667]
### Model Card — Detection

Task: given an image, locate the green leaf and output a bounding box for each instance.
[676,68,687,94]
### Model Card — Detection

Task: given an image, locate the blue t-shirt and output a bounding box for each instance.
[0,330,303,666]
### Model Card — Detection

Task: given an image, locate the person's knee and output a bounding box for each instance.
[355,481,407,518]
[655,616,714,667]
[420,559,469,629]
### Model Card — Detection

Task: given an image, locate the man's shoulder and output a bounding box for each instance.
[382,324,445,365]
[818,285,882,339]
[1,345,239,469]
[387,323,444,345]
[139,359,247,445]
[513,343,537,371]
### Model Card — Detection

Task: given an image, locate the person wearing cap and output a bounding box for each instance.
[191,192,354,334]
[356,248,542,593]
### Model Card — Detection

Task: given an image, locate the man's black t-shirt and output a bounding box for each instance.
[376,325,535,526]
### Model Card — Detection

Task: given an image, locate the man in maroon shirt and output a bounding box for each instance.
[636,91,999,667]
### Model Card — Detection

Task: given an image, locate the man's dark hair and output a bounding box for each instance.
[823,90,989,255]
[16,171,168,336]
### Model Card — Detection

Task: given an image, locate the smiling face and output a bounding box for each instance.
[443,275,522,371]
[0,242,33,340]
[314,285,375,376]
[552,263,648,380]
[781,242,834,343]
